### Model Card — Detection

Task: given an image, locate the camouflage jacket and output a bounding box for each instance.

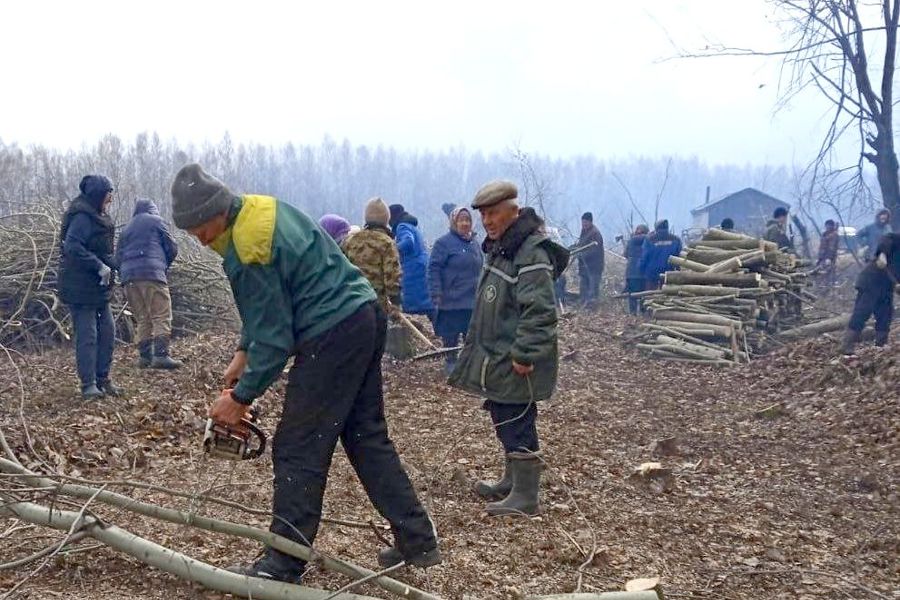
[343,224,402,308]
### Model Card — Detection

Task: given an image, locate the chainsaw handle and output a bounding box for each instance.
[241,418,267,459]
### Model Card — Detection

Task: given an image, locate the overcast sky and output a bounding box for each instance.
[0,0,854,165]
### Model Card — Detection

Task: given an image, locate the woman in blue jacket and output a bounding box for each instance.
[389,204,435,321]
[428,207,483,372]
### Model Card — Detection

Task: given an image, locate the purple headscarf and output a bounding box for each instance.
[319,214,351,244]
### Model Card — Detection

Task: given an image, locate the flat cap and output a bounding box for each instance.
[472,180,518,209]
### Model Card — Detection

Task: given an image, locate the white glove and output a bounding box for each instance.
[876,253,888,269]
[98,264,111,287]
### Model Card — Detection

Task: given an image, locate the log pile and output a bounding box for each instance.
[0,206,237,350]
[635,228,814,365]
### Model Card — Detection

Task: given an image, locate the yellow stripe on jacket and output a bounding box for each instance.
[209,195,277,265]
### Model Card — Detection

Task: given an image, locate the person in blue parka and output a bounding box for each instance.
[117,198,181,369]
[389,204,435,321]
[640,219,682,289]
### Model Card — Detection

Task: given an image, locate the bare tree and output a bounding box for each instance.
[681,0,900,228]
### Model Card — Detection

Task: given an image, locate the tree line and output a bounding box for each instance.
[0,132,830,243]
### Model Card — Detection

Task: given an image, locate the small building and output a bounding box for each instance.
[691,187,791,236]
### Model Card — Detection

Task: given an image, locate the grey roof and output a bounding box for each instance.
[691,187,791,215]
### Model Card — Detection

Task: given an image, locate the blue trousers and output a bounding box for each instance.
[68,303,115,387]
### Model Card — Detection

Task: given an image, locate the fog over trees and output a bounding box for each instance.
[1,132,821,244]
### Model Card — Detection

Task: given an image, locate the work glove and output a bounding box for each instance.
[98,264,111,287]
[876,253,888,269]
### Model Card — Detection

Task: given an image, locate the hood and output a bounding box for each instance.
[364,222,394,238]
[319,214,351,242]
[133,198,159,217]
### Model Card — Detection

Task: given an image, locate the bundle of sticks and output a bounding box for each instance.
[0,207,237,350]
[633,228,815,365]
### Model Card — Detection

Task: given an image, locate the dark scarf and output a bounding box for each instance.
[365,222,394,238]
[482,207,544,260]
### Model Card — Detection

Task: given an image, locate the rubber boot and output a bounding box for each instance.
[377,545,442,569]
[474,457,513,500]
[81,383,104,401]
[150,336,182,369]
[485,453,542,517]
[874,330,889,348]
[137,339,153,368]
[97,379,123,397]
[840,329,861,356]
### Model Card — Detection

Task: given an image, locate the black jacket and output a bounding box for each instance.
[577,224,604,274]
[856,233,900,295]
[58,195,116,305]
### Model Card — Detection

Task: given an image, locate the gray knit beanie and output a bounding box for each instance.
[171,163,235,229]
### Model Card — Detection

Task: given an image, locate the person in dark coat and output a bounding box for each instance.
[765,207,795,252]
[428,207,483,373]
[116,198,181,369]
[389,204,435,320]
[58,175,123,400]
[624,224,649,314]
[448,181,569,517]
[575,212,604,309]
[720,218,735,232]
[640,219,682,289]
[816,219,840,287]
[841,232,900,355]
[856,208,893,261]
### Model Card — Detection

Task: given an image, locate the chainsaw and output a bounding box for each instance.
[202,406,267,460]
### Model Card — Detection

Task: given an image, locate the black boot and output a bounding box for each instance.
[840,329,861,356]
[137,339,153,368]
[874,330,889,347]
[227,549,304,584]
[474,457,513,500]
[485,452,542,517]
[150,336,182,369]
[97,378,123,397]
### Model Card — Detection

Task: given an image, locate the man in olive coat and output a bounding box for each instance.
[449,181,569,516]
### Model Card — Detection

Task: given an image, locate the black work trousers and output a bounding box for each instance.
[848,285,894,333]
[270,302,436,563]
[483,400,539,454]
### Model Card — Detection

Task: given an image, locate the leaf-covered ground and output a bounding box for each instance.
[1,308,897,600]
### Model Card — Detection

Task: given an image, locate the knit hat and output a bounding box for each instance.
[720,218,735,231]
[441,202,457,217]
[825,219,836,229]
[171,163,235,230]
[364,197,390,226]
[635,224,649,235]
[319,214,351,243]
[472,180,517,209]
[582,212,593,222]
[79,175,114,208]
[655,219,669,231]
[773,207,789,219]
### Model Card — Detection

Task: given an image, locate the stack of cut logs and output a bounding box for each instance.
[635,228,813,365]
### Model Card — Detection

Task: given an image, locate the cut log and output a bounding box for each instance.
[702,228,758,242]
[706,250,766,274]
[385,323,416,359]
[667,255,710,272]
[776,314,850,340]
[660,284,744,298]
[653,320,735,338]
[663,271,763,288]
[652,310,742,329]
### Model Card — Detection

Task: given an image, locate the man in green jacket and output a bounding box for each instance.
[449,181,569,516]
[171,164,439,584]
